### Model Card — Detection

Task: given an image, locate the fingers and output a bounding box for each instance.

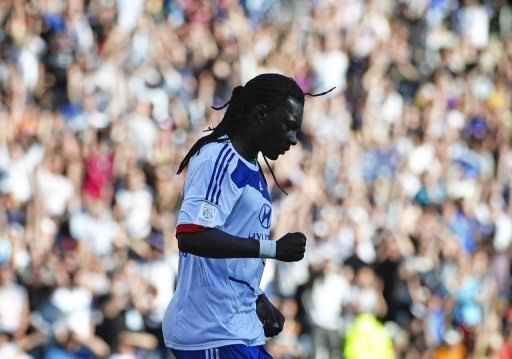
[264,319,284,337]
[271,320,280,332]
[292,232,307,241]
[289,236,306,261]
[259,305,286,337]
[276,232,307,261]
[277,311,285,327]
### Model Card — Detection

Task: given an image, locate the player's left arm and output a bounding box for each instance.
[256,292,285,337]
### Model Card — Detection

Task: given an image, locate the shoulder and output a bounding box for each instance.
[230,157,259,186]
[188,140,236,172]
[190,140,228,162]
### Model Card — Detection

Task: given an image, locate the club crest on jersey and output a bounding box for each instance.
[259,204,272,229]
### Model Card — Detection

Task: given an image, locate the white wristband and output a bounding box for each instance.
[259,240,276,258]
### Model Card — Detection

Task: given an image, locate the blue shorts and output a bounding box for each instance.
[171,344,272,359]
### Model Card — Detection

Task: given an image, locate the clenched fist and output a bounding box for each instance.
[275,232,306,262]
[256,294,285,337]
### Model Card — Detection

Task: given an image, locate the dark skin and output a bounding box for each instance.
[231,97,303,161]
[177,96,306,336]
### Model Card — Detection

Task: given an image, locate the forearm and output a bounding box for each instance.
[177,228,260,258]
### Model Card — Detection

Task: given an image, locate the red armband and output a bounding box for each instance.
[176,224,206,234]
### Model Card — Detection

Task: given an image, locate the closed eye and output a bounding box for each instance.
[286,121,299,131]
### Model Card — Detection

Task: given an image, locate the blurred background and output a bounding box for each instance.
[0,0,511,358]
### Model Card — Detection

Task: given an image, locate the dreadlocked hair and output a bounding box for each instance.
[177,73,335,194]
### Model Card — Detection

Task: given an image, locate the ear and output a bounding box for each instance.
[254,104,268,124]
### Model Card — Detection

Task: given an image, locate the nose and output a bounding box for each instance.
[287,130,298,146]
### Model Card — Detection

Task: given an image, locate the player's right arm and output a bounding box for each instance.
[177,229,306,262]
[177,145,306,262]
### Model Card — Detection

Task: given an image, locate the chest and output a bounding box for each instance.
[228,166,272,234]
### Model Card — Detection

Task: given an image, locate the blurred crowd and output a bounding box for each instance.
[0,0,512,358]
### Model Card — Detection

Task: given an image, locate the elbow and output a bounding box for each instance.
[177,233,191,253]
[177,232,201,254]
[176,227,212,255]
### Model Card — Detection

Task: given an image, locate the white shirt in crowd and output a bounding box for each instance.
[115,186,153,240]
[303,269,351,331]
[36,168,74,217]
[0,283,27,333]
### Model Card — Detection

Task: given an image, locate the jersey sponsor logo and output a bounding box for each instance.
[248,232,270,240]
[197,202,217,225]
[258,204,272,229]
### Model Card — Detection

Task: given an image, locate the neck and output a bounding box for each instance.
[229,132,258,162]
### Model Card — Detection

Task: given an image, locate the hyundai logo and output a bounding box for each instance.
[259,204,272,229]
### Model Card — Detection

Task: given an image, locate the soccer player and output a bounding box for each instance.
[163,74,328,358]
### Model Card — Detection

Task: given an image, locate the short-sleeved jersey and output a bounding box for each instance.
[163,139,272,350]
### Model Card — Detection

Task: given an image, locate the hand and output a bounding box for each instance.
[275,232,306,262]
[256,294,285,337]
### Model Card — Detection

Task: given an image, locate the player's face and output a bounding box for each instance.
[257,97,304,160]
